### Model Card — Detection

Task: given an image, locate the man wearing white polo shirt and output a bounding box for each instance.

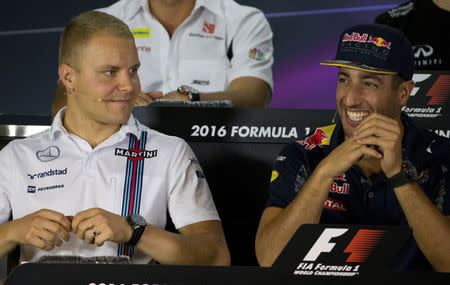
[52,0,274,116]
[0,11,230,266]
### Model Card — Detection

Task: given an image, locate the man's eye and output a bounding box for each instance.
[338,77,347,83]
[364,81,377,87]
[104,70,116,76]
[130,67,139,73]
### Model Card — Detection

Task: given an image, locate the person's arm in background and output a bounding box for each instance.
[157,77,271,107]
[140,5,274,107]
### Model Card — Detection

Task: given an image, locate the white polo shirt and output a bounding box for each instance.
[0,109,219,264]
[97,0,274,95]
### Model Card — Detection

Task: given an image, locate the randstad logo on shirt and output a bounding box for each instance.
[132,28,151,38]
[27,168,68,180]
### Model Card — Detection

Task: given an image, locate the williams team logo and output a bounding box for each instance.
[36,146,60,162]
[115,148,157,161]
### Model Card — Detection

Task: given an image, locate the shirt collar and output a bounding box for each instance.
[195,0,221,16]
[122,0,148,21]
[50,107,142,140]
[129,0,222,22]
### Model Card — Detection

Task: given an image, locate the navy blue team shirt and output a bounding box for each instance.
[267,113,450,271]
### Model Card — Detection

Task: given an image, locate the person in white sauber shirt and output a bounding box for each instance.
[51,0,274,117]
[0,10,230,268]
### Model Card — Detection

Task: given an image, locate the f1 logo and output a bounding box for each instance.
[303,228,385,262]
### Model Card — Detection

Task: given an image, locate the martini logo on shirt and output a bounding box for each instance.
[115,148,157,161]
[131,28,151,38]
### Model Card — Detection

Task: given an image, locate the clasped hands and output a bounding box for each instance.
[320,113,404,179]
[10,207,133,251]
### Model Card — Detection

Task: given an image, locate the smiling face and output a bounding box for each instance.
[67,32,141,127]
[336,67,403,138]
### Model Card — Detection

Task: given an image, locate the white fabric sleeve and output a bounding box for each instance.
[0,143,13,225]
[227,7,274,90]
[167,140,219,229]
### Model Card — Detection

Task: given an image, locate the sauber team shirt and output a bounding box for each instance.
[97,0,274,95]
[267,114,450,270]
[0,109,219,264]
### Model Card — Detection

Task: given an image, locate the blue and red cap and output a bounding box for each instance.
[321,24,414,80]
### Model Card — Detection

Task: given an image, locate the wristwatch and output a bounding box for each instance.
[125,214,147,246]
[385,160,418,188]
[177,85,200,101]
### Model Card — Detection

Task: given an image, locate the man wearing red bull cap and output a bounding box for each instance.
[255,24,450,271]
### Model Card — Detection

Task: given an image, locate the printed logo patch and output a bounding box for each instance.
[418,169,430,184]
[324,197,348,212]
[271,170,279,182]
[191,79,210,86]
[115,148,157,161]
[298,125,336,150]
[27,168,67,180]
[249,48,265,61]
[276,156,286,162]
[330,174,350,195]
[196,170,205,178]
[132,28,151,38]
[367,36,391,49]
[36,146,60,162]
[202,22,215,34]
[27,184,64,193]
[190,157,200,165]
[342,32,391,49]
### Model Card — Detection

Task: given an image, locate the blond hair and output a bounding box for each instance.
[58,10,134,69]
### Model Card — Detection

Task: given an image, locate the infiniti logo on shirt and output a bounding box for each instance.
[36,146,60,162]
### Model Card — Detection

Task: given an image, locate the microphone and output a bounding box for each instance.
[70,91,130,102]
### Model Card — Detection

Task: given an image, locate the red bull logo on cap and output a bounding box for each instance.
[367,36,391,50]
[342,32,368,43]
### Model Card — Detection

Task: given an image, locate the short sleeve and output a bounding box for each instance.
[227,7,274,90]
[267,142,310,209]
[167,140,219,229]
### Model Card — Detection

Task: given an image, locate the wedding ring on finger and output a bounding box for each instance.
[91,227,97,236]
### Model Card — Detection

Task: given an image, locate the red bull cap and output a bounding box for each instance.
[320,24,414,80]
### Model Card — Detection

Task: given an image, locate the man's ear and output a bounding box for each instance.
[58,63,76,93]
[398,80,414,106]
